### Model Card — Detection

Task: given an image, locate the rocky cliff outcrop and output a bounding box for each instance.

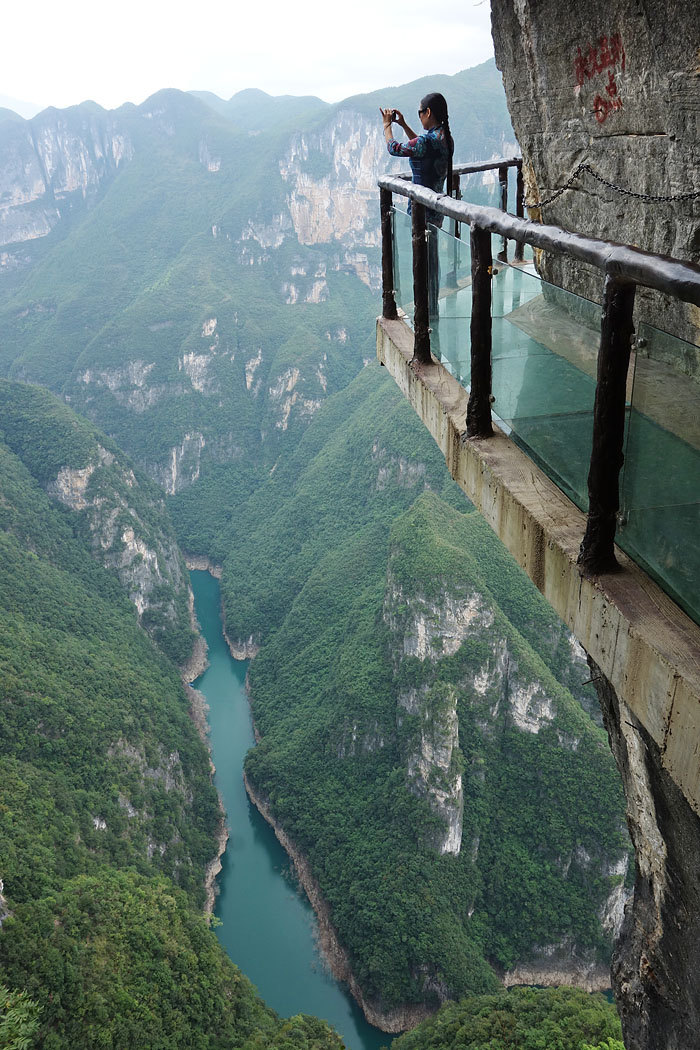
[0,105,132,255]
[491,0,700,346]
[592,657,700,1050]
[382,571,629,890]
[47,441,193,659]
[492,6,700,1045]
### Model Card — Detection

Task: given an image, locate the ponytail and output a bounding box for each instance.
[420,92,454,197]
[443,115,454,199]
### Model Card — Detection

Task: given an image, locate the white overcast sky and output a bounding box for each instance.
[3,0,494,115]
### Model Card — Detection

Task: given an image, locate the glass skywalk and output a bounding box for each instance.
[391,206,700,626]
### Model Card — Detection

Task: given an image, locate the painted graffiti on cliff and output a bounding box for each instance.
[573,33,626,124]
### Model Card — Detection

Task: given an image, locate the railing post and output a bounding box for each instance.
[467,226,494,438]
[446,174,461,289]
[451,173,462,240]
[497,165,509,261]
[411,201,432,364]
[578,275,636,574]
[380,188,398,320]
[514,162,525,262]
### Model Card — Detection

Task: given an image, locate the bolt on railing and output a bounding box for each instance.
[378,165,700,577]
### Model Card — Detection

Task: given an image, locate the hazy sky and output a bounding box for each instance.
[4,0,494,115]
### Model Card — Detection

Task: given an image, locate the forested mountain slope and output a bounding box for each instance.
[0,381,343,1048]
[392,987,623,1050]
[0,380,194,662]
[0,62,512,504]
[0,62,630,1034]
[205,369,631,1016]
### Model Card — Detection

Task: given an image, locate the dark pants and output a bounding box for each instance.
[428,225,440,320]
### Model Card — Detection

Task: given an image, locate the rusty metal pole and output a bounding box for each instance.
[578,275,636,574]
[411,201,432,364]
[514,162,525,262]
[497,164,509,261]
[467,226,494,437]
[380,188,398,320]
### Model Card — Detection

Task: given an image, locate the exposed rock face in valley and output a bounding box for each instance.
[491,0,700,345]
[592,658,700,1050]
[0,880,9,927]
[46,440,193,657]
[277,113,387,288]
[382,567,629,897]
[0,106,132,253]
[503,944,610,993]
[492,4,700,1044]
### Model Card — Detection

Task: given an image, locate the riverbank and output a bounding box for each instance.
[191,563,611,1022]
[183,558,229,919]
[504,958,611,993]
[185,556,260,660]
[183,675,229,918]
[184,554,222,578]
[243,771,433,1035]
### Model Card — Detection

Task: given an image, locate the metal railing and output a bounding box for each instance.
[378,164,700,578]
[393,158,524,261]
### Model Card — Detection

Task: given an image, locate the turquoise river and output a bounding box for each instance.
[191,569,392,1050]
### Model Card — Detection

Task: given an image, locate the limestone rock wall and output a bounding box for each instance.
[592,657,700,1050]
[491,0,700,345]
[47,443,192,656]
[383,576,582,857]
[0,106,132,251]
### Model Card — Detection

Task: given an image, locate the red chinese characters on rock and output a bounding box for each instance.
[573,33,627,124]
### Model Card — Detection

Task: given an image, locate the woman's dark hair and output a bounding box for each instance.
[420,92,454,196]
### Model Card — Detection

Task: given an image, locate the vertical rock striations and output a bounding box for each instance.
[592,657,700,1050]
[0,105,132,252]
[491,0,700,344]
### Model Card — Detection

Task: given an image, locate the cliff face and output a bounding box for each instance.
[0,379,194,663]
[491,0,700,346]
[383,569,630,906]
[593,658,700,1050]
[491,4,700,1044]
[47,442,192,651]
[0,105,131,254]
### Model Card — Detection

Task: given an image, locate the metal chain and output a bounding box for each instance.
[526,162,700,209]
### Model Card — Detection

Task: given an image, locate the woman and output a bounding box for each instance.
[380,92,454,226]
[380,93,454,317]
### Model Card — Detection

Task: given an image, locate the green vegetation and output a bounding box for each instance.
[0,983,41,1050]
[199,368,631,1009]
[0,380,195,663]
[0,417,218,907]
[0,399,341,1049]
[393,987,623,1050]
[0,64,630,1041]
[0,871,343,1050]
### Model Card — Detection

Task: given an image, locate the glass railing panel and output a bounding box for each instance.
[490,273,600,510]
[391,206,414,316]
[429,220,472,384]
[617,321,700,625]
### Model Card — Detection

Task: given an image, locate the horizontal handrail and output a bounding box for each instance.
[454,158,522,175]
[378,159,700,585]
[379,174,700,306]
[394,157,522,181]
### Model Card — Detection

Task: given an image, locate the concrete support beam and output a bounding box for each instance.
[377,315,700,816]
